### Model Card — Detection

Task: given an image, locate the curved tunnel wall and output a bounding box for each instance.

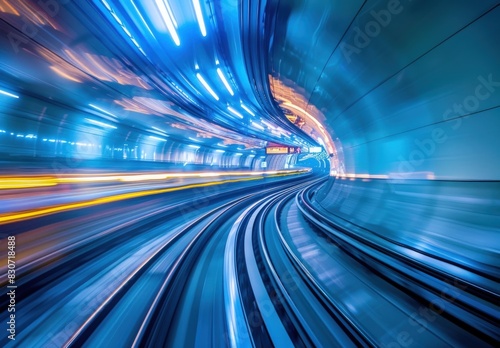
[271,1,500,268]
[337,4,500,180]
[272,1,500,180]
[0,95,264,171]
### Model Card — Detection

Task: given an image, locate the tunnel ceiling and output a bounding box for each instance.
[1,1,499,176]
[0,0,319,156]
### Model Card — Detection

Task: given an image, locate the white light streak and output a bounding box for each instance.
[196,73,219,100]
[156,0,180,46]
[192,0,207,36]
[217,68,234,96]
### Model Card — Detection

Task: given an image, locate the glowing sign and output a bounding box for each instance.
[265,147,301,154]
[266,147,289,154]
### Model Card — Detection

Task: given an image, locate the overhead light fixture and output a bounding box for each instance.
[240,102,255,116]
[188,145,200,149]
[149,135,167,141]
[261,119,275,129]
[0,89,19,99]
[214,149,225,153]
[101,0,112,11]
[196,73,219,100]
[156,0,180,46]
[152,126,168,134]
[85,118,117,129]
[131,0,156,38]
[89,104,116,117]
[250,121,264,130]
[192,0,207,37]
[227,106,243,119]
[110,11,123,26]
[217,68,234,96]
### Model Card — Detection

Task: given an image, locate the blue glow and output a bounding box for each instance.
[192,0,207,37]
[196,73,219,101]
[188,145,200,149]
[156,0,180,46]
[214,149,225,153]
[217,68,234,96]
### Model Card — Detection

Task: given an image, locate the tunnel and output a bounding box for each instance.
[0,1,498,347]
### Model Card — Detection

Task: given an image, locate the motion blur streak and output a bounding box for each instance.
[0,1,499,347]
[0,176,266,224]
[0,169,307,189]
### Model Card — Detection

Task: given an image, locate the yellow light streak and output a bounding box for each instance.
[0,170,308,189]
[0,170,309,224]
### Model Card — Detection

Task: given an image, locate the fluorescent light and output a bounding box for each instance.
[227,106,243,119]
[152,126,168,134]
[240,102,255,116]
[130,37,140,48]
[214,149,225,153]
[217,68,234,96]
[110,11,123,26]
[188,137,202,142]
[156,0,180,46]
[89,104,116,117]
[188,145,200,149]
[85,118,117,129]
[261,120,275,129]
[131,0,156,38]
[149,136,167,141]
[0,90,19,99]
[250,121,264,130]
[234,153,242,156]
[121,25,132,38]
[192,0,207,36]
[196,73,219,100]
[101,0,112,11]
